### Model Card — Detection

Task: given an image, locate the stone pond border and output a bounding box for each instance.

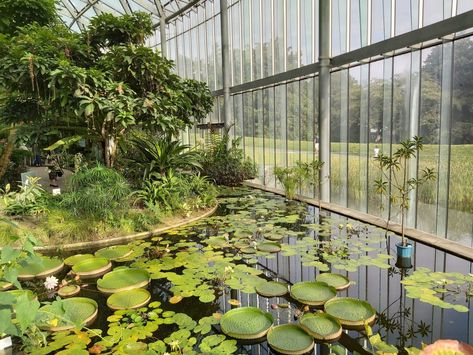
[243,181,473,261]
[34,204,218,253]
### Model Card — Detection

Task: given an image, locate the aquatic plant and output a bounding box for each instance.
[267,324,314,355]
[106,288,151,310]
[96,268,150,294]
[401,267,472,312]
[220,307,273,339]
[324,297,376,330]
[299,312,342,342]
[290,281,337,306]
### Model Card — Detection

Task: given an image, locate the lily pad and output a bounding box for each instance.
[106,288,151,310]
[64,254,93,267]
[267,324,314,355]
[220,307,273,339]
[316,273,351,291]
[0,281,13,291]
[257,241,281,253]
[58,285,81,298]
[97,268,150,294]
[299,312,342,342]
[95,245,133,261]
[240,247,256,254]
[290,281,337,306]
[324,297,376,329]
[72,257,112,279]
[39,297,98,331]
[255,281,288,297]
[17,256,64,280]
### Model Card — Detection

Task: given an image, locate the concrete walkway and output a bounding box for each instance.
[26,166,73,193]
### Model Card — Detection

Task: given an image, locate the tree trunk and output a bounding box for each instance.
[0,128,17,180]
[104,136,117,168]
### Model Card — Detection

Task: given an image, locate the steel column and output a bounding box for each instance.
[220,0,232,130]
[318,0,331,202]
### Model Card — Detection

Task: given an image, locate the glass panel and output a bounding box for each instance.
[263,87,276,186]
[300,0,313,65]
[287,81,300,167]
[231,2,241,85]
[331,0,348,56]
[371,0,391,44]
[286,0,298,69]
[448,37,473,246]
[252,0,262,80]
[262,0,273,76]
[274,0,285,74]
[423,0,444,26]
[215,14,222,89]
[241,0,251,82]
[274,84,287,189]
[254,90,264,182]
[457,0,473,14]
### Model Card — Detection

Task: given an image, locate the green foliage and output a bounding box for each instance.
[401,267,472,312]
[1,177,48,215]
[200,130,257,186]
[86,12,153,49]
[0,0,57,36]
[133,171,217,213]
[275,160,324,200]
[129,134,201,178]
[59,165,131,219]
[374,136,436,244]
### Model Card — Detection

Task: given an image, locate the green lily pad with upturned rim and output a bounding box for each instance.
[38,297,98,332]
[58,285,81,298]
[72,257,112,279]
[290,281,337,306]
[240,247,256,254]
[220,307,273,340]
[17,256,64,280]
[255,281,288,297]
[95,245,133,261]
[64,254,93,267]
[299,312,342,342]
[316,273,351,291]
[324,297,376,330]
[0,281,13,291]
[97,268,150,294]
[257,241,281,253]
[106,288,151,310]
[267,324,314,355]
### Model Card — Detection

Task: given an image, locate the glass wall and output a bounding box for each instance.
[162,0,473,247]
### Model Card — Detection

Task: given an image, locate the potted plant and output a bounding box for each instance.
[373,136,436,258]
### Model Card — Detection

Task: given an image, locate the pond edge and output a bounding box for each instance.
[34,204,218,253]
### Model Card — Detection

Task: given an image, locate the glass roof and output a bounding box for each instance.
[57,0,199,31]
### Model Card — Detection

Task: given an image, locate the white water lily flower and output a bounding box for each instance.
[224,266,234,274]
[44,276,59,290]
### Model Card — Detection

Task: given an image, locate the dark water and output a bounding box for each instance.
[47,187,473,354]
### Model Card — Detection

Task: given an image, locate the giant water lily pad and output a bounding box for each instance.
[17,256,64,280]
[324,297,376,329]
[107,288,151,310]
[255,281,288,297]
[95,245,133,261]
[257,241,281,253]
[290,281,337,306]
[39,297,98,331]
[299,312,342,342]
[220,307,273,339]
[267,324,314,355]
[64,254,93,267]
[58,285,81,298]
[97,268,150,294]
[0,281,12,291]
[316,273,351,291]
[72,257,112,279]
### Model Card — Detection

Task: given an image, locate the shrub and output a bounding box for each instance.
[199,130,257,186]
[1,176,49,215]
[59,164,131,219]
[133,172,217,213]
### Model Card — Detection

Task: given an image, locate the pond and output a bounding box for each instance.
[12,187,473,354]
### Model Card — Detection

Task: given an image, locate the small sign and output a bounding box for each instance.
[52,188,61,196]
[0,336,12,353]
[20,172,35,186]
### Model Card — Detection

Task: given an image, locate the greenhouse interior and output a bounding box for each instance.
[1,0,473,354]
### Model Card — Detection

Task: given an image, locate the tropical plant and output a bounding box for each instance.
[129,134,201,178]
[1,177,48,215]
[373,136,436,246]
[199,129,256,186]
[59,165,131,219]
[274,160,323,200]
